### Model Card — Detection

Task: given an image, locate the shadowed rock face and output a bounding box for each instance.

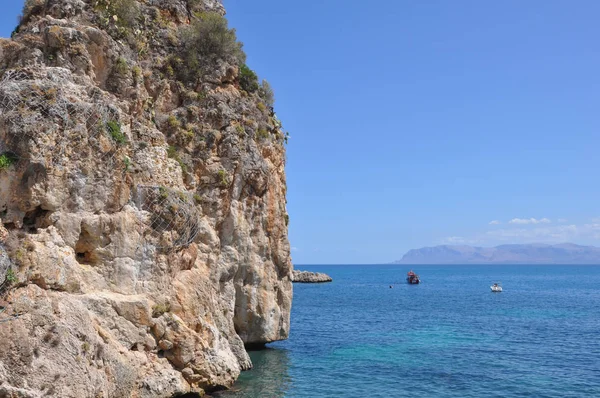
[0,0,292,396]
[292,270,332,283]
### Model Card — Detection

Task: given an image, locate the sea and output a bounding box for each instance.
[216,265,600,397]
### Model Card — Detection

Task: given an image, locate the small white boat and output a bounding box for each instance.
[491,282,502,292]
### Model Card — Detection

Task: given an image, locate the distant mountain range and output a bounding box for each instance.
[395,243,600,264]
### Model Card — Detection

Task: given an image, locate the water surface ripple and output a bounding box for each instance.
[217,265,600,397]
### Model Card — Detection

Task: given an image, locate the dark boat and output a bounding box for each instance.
[406,270,420,284]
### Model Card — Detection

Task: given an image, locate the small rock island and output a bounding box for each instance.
[292,270,333,283]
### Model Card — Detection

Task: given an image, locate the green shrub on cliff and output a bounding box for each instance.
[123,156,131,172]
[167,146,187,172]
[256,128,269,140]
[217,169,229,186]
[106,121,127,145]
[22,0,44,16]
[114,57,129,75]
[152,302,171,318]
[96,0,140,27]
[0,153,17,170]
[4,268,17,284]
[239,64,259,93]
[239,67,275,107]
[258,79,275,107]
[179,12,246,82]
[113,0,140,26]
[17,0,44,32]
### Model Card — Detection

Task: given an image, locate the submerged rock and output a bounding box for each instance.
[292,270,332,283]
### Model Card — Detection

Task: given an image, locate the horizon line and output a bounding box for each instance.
[294,263,600,266]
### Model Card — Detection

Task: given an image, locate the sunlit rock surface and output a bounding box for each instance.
[0,0,292,396]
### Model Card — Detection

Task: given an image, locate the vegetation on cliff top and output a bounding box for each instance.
[179,11,246,82]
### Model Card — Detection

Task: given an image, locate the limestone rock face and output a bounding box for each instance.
[292,270,332,283]
[0,0,292,396]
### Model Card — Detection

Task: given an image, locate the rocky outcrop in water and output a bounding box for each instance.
[292,270,332,283]
[0,0,292,396]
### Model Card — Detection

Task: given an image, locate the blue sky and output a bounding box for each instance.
[2,1,599,263]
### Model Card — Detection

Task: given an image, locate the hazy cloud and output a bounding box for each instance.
[291,247,300,252]
[439,218,600,248]
[486,223,600,243]
[489,220,501,225]
[442,236,467,244]
[583,223,600,240]
[509,217,551,225]
[487,225,577,242]
[557,218,568,223]
[441,236,480,245]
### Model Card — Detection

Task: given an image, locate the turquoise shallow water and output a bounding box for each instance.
[216,265,600,397]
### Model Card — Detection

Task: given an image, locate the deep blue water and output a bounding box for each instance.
[217,265,600,397]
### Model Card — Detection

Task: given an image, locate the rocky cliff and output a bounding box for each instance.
[0,0,292,396]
